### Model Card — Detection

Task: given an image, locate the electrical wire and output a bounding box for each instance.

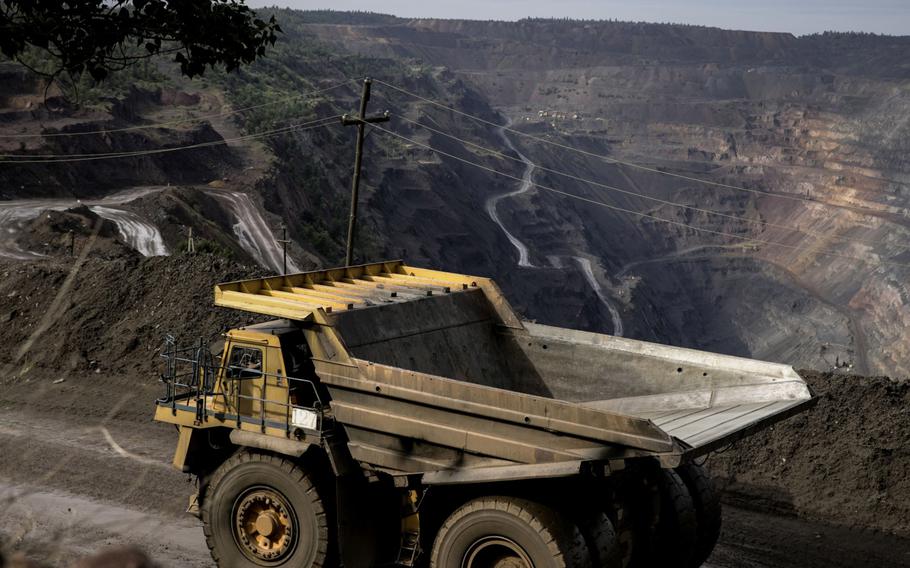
[0,115,341,164]
[373,78,910,207]
[393,112,910,252]
[5,74,903,265]
[370,123,910,270]
[0,79,353,139]
[0,112,337,159]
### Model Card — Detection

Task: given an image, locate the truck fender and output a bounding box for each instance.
[228,429,311,457]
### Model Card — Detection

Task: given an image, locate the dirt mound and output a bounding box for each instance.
[709,370,910,537]
[0,254,266,381]
[16,206,136,260]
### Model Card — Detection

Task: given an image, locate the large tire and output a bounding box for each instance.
[575,509,622,568]
[201,451,330,568]
[430,496,590,568]
[605,474,659,568]
[606,502,634,568]
[677,463,722,567]
[651,469,698,567]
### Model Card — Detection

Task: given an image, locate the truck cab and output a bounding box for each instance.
[157,321,324,445]
[212,322,323,434]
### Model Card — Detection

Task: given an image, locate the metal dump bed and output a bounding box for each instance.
[214,261,814,478]
[516,323,813,454]
[215,260,520,326]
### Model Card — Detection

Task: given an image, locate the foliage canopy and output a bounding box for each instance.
[0,0,281,83]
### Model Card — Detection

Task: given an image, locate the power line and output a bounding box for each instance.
[371,123,909,270]
[373,78,910,208]
[0,115,341,164]
[0,111,336,159]
[393,112,910,252]
[0,80,353,139]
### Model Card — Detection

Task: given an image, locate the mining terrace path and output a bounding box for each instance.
[0,185,296,274]
[0,186,169,259]
[485,120,536,269]
[574,255,624,337]
[1,378,908,567]
[487,120,625,336]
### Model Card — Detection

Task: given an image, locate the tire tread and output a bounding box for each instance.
[200,449,329,568]
[653,469,698,567]
[677,463,722,567]
[431,496,589,568]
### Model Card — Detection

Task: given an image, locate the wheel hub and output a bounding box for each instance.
[255,511,280,537]
[233,488,296,563]
[463,536,533,568]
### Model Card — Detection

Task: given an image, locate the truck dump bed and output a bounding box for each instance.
[215,261,813,478]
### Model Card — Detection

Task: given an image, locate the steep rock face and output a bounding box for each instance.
[3,15,910,377]
[0,61,311,270]
[0,64,242,200]
[628,256,855,368]
[298,17,910,376]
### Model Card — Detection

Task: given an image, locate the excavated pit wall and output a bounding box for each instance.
[303,18,910,378]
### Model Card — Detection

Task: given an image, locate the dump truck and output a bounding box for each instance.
[155,260,815,568]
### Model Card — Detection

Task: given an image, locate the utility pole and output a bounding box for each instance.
[342,77,389,267]
[278,225,290,275]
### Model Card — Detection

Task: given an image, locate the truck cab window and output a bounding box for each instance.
[282,341,314,379]
[226,346,263,379]
[281,340,319,407]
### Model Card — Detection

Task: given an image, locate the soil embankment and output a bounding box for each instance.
[710,370,910,537]
[0,255,265,379]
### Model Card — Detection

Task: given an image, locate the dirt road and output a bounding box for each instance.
[574,255,624,336]
[490,118,626,336]
[0,405,211,566]
[202,188,301,274]
[2,374,909,567]
[486,121,536,268]
[0,186,169,259]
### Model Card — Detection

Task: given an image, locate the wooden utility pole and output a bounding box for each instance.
[278,225,290,275]
[342,77,389,267]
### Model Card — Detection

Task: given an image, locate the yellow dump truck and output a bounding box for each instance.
[155,260,814,568]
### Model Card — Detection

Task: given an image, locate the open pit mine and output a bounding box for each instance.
[1,10,910,568]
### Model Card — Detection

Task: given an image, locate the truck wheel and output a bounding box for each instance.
[605,502,634,568]
[652,469,697,567]
[605,475,659,568]
[202,451,330,568]
[430,496,589,568]
[575,509,622,568]
[677,463,722,567]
